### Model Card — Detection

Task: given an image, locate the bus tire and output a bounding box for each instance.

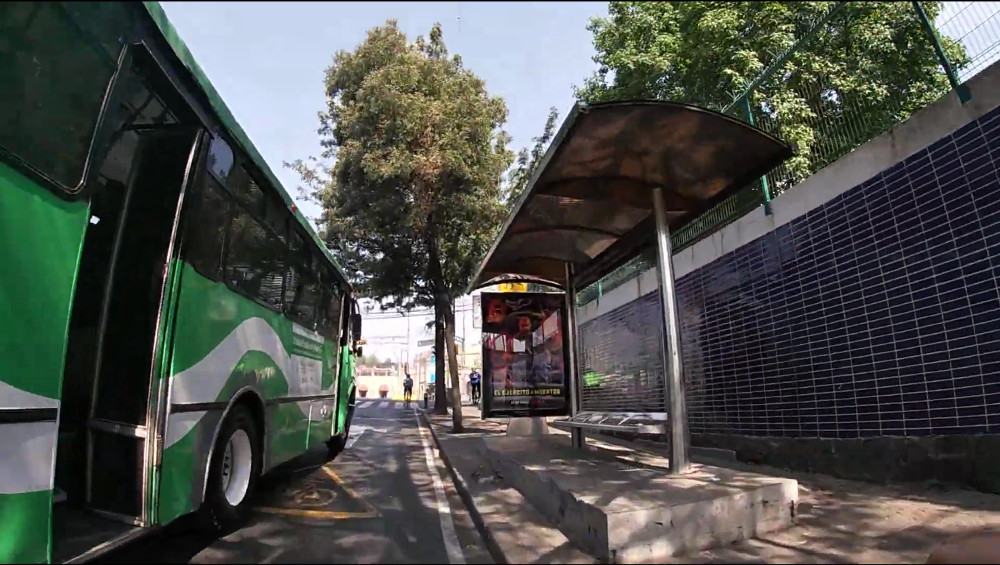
[202,405,261,532]
[326,390,356,457]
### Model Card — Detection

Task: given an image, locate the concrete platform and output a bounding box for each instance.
[482,435,798,563]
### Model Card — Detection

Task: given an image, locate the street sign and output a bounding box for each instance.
[417,339,434,347]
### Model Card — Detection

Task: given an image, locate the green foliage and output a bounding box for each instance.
[288,21,513,309]
[576,1,969,187]
[573,1,971,305]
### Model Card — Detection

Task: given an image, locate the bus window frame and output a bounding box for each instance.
[1,18,220,202]
[0,6,126,197]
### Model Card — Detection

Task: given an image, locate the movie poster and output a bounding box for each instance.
[480,292,569,418]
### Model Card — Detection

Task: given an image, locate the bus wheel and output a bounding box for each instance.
[203,405,260,532]
[326,391,356,457]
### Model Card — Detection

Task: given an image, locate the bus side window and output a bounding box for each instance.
[317,267,342,339]
[341,295,354,346]
[0,4,121,191]
[228,164,264,215]
[287,245,322,328]
[184,178,230,281]
[224,202,287,310]
[205,137,234,184]
[262,193,287,239]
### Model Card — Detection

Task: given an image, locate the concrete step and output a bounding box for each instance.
[425,419,598,564]
[481,435,798,563]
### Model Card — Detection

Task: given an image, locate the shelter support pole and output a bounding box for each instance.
[652,187,691,474]
[565,263,584,449]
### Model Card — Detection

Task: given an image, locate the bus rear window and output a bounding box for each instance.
[0,3,120,191]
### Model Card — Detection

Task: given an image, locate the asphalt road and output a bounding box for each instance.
[98,401,491,564]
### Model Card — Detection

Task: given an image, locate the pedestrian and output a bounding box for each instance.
[403,373,413,403]
[469,367,482,406]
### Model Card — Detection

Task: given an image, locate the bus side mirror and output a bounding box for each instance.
[351,313,362,342]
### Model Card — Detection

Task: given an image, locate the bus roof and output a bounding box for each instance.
[140,2,351,289]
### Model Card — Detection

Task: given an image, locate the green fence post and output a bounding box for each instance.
[741,93,774,216]
[912,0,971,104]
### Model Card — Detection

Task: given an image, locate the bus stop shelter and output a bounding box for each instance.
[467,100,793,473]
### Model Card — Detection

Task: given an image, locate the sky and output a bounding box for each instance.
[159,1,607,225]
[159,1,608,365]
[158,1,999,365]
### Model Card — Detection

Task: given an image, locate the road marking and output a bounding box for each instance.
[395,402,405,409]
[379,401,390,409]
[415,409,466,564]
[345,426,365,450]
[255,465,379,519]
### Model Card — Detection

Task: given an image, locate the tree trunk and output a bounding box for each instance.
[428,227,449,415]
[426,217,452,420]
[444,304,464,433]
[433,301,447,415]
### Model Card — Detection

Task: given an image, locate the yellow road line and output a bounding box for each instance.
[254,464,380,519]
[254,506,378,519]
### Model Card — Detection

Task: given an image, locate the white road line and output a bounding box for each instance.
[379,401,390,409]
[396,402,405,409]
[345,426,366,449]
[358,401,374,409]
[415,410,465,564]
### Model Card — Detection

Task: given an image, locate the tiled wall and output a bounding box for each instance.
[580,104,1000,441]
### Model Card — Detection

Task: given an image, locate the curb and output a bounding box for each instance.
[418,410,509,565]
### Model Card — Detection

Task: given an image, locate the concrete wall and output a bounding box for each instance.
[356,367,402,399]
[577,60,1000,491]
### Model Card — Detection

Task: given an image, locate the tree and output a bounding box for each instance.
[576,1,968,188]
[288,21,513,431]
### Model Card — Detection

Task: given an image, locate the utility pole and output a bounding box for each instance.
[405,311,412,366]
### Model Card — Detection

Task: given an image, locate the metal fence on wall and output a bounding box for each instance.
[577,293,667,413]
[577,1,1000,307]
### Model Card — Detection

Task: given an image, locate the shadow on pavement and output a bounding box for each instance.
[95,408,472,564]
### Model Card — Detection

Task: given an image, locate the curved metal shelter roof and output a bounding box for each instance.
[468,100,794,293]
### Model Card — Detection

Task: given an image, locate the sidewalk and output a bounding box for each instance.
[421,405,1000,564]
[420,405,597,564]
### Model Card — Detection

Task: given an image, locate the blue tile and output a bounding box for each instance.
[926,136,955,159]
[953,120,982,145]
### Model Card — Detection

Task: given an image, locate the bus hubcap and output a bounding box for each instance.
[221,429,252,506]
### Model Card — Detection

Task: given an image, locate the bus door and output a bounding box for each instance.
[56,44,204,538]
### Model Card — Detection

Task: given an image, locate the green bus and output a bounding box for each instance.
[1,2,362,562]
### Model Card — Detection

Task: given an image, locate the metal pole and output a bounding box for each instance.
[741,94,774,216]
[652,187,690,474]
[912,1,971,104]
[564,263,584,449]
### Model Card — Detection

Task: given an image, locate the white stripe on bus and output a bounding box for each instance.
[165,410,207,448]
[0,420,57,494]
[165,317,335,449]
[0,380,59,410]
[0,382,60,495]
